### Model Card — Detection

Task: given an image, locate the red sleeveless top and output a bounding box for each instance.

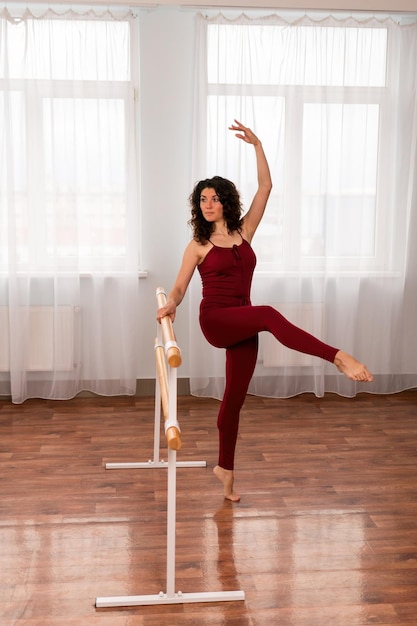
[197,238,256,312]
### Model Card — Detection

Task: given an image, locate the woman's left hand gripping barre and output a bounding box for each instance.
[157,299,177,324]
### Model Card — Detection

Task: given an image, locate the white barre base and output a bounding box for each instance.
[105,460,207,469]
[96,589,245,608]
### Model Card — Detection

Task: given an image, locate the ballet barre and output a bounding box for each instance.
[96,287,245,608]
[105,287,206,470]
[156,286,182,368]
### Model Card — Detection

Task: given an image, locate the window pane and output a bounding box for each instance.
[301,103,379,257]
[208,24,387,87]
[205,17,390,270]
[2,19,130,81]
[1,15,135,273]
[0,91,28,267]
[43,98,127,263]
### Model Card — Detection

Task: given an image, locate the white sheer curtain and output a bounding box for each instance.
[190,12,417,400]
[0,7,140,403]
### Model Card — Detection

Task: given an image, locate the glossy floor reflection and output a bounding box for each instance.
[1,391,417,624]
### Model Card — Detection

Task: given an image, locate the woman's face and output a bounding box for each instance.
[200,187,224,223]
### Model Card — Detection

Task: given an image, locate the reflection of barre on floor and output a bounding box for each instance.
[96,288,245,609]
[105,286,206,470]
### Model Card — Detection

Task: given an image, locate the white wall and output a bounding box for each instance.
[138,7,196,379]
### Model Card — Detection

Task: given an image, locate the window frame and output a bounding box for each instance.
[206,21,400,275]
[0,13,140,275]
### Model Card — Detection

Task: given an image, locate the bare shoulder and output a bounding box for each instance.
[185,238,212,265]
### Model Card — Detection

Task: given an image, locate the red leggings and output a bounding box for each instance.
[199,305,339,470]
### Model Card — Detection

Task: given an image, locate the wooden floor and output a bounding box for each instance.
[1,390,417,625]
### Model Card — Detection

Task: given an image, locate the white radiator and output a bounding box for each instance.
[262,302,324,367]
[0,306,78,372]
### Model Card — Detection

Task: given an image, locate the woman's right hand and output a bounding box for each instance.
[157,302,176,324]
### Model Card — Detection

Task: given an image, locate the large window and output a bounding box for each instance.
[206,20,394,272]
[0,14,138,273]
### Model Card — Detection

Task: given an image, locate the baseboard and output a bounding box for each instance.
[135,378,190,397]
[74,378,190,398]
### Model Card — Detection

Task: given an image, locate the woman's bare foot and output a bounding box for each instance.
[213,465,240,502]
[334,350,373,382]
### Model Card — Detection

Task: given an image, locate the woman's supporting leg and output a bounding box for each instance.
[214,334,258,502]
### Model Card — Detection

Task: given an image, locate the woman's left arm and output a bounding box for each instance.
[229,120,272,242]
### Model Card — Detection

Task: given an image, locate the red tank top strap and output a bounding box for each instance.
[208,232,244,247]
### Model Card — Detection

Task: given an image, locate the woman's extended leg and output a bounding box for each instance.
[201,305,372,382]
[213,334,258,502]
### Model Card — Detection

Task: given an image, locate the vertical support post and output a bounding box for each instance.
[166,446,177,598]
[166,359,178,597]
[153,324,163,462]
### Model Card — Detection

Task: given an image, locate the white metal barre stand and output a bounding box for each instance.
[96,291,245,607]
[96,442,245,608]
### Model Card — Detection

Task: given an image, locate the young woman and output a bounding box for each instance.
[157,120,373,502]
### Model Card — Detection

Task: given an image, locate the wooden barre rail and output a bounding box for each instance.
[156,287,182,368]
[155,287,182,451]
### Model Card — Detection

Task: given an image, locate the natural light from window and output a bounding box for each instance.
[207,22,390,272]
[0,17,134,272]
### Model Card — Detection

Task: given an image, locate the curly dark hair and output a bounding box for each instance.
[188,176,243,244]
